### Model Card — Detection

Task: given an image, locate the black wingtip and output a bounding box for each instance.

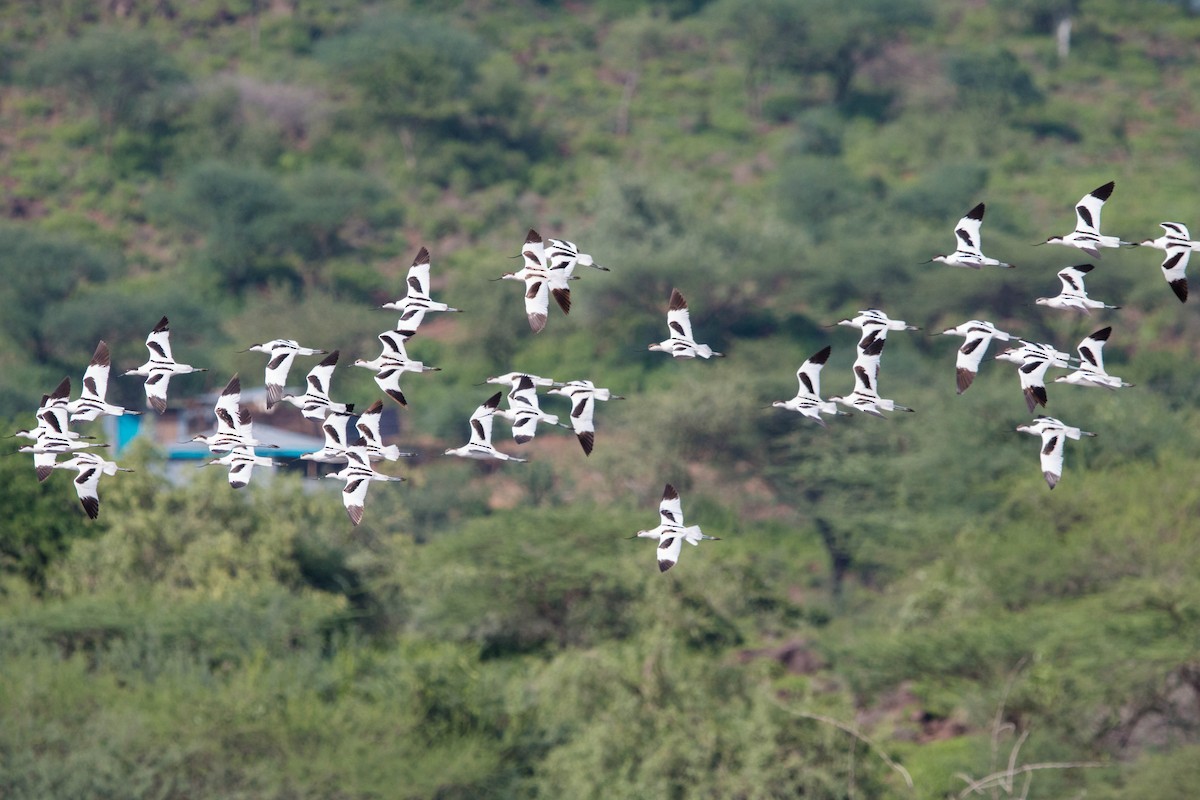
[668,288,687,311]
[1091,181,1115,202]
[967,202,985,220]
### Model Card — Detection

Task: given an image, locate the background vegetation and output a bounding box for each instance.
[2,0,1200,796]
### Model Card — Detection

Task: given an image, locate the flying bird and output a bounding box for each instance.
[67,341,141,423]
[828,337,913,417]
[938,320,1015,394]
[188,374,278,453]
[355,400,414,462]
[279,350,353,420]
[202,445,280,489]
[1039,181,1131,257]
[631,483,719,573]
[1016,416,1096,489]
[51,451,132,518]
[648,288,722,359]
[1054,327,1133,390]
[353,330,440,407]
[1137,222,1196,303]
[122,316,208,413]
[834,309,919,352]
[495,229,551,333]
[771,345,845,426]
[929,203,1013,269]
[381,246,462,336]
[444,392,527,462]
[325,443,406,525]
[496,375,561,444]
[1035,264,1120,313]
[241,339,328,409]
[547,379,624,455]
[300,409,357,465]
[995,341,1074,413]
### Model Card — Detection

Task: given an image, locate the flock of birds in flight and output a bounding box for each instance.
[11,180,1191,570]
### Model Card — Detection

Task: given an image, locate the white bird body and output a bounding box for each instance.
[484,371,563,389]
[495,375,560,443]
[931,203,1013,269]
[381,247,462,336]
[15,378,84,444]
[633,483,718,573]
[1138,223,1195,303]
[939,320,1015,394]
[190,374,278,453]
[1016,415,1096,489]
[325,444,405,525]
[51,451,131,518]
[547,379,624,455]
[995,341,1074,413]
[20,432,108,483]
[67,341,140,423]
[649,288,722,359]
[444,392,527,462]
[497,229,551,333]
[243,339,328,409]
[545,237,609,273]
[122,316,208,413]
[355,399,414,462]
[835,309,919,352]
[353,331,440,407]
[1041,181,1130,257]
[772,345,845,426]
[280,350,353,420]
[300,409,356,464]
[828,337,912,417]
[203,445,280,489]
[1054,327,1133,390]
[1035,264,1120,313]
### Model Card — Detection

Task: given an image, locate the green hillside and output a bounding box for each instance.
[2,1,1200,797]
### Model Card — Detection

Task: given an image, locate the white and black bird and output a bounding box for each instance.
[1039,181,1131,257]
[545,237,609,273]
[381,246,462,336]
[939,320,1016,394]
[51,451,131,519]
[828,337,913,417]
[325,443,405,526]
[355,399,414,462]
[1137,222,1196,303]
[772,345,845,426]
[631,483,719,573]
[123,316,208,413]
[300,409,357,465]
[67,341,141,423]
[543,236,609,316]
[189,374,278,453]
[444,392,527,462]
[15,378,83,443]
[496,229,552,333]
[241,339,328,409]
[834,309,919,351]
[930,203,1013,269]
[280,350,353,421]
[995,341,1074,413]
[496,375,561,444]
[202,444,280,489]
[547,379,624,455]
[1016,416,1096,489]
[648,288,722,359]
[483,371,563,389]
[354,330,440,407]
[1054,327,1133,390]
[1035,264,1120,313]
